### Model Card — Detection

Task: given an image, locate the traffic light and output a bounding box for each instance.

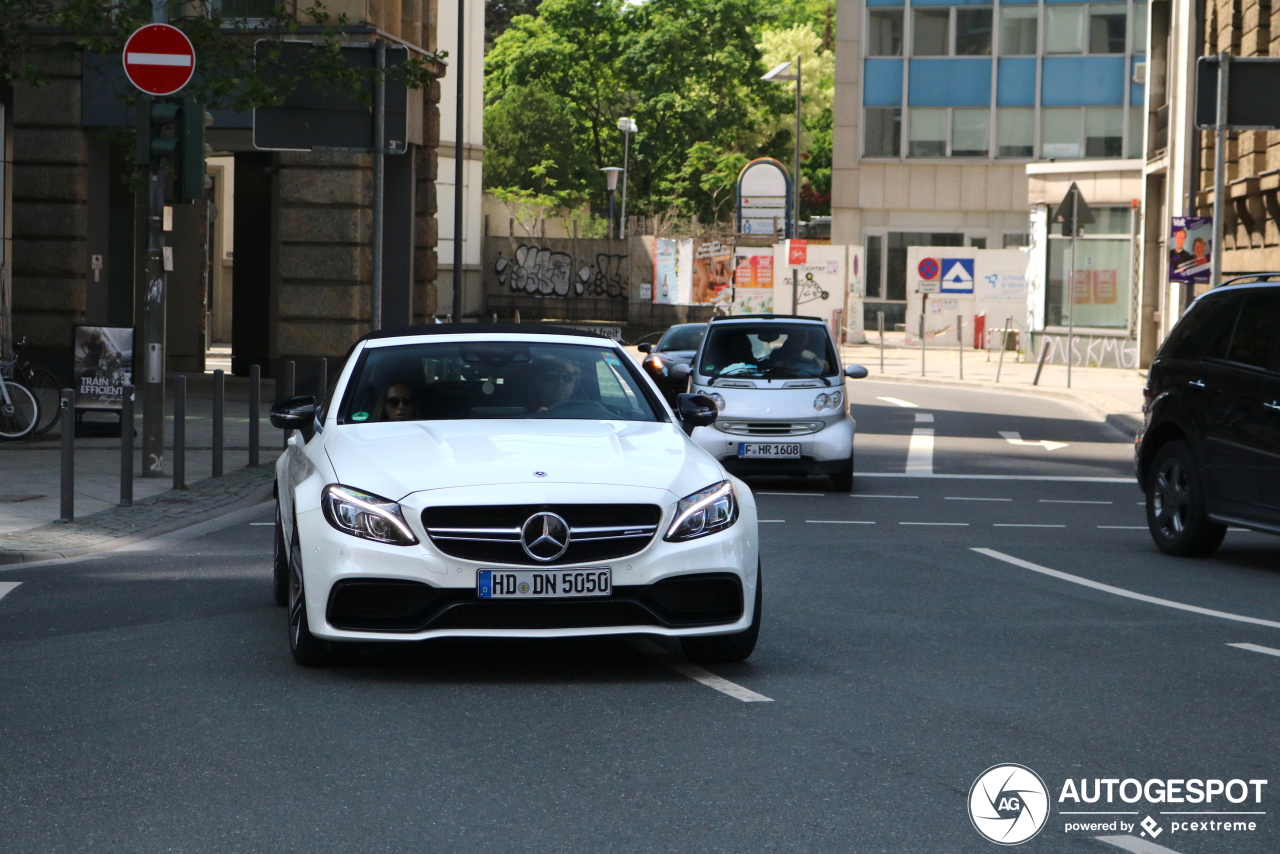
[135,95,212,202]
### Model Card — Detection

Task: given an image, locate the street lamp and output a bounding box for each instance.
[602,167,623,239]
[617,117,637,239]
[762,57,802,239]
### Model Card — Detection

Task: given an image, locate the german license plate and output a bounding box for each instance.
[738,442,801,459]
[477,568,612,599]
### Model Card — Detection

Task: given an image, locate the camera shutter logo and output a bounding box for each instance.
[968,764,1050,845]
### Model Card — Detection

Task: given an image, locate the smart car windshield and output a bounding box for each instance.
[698,323,838,380]
[338,341,661,423]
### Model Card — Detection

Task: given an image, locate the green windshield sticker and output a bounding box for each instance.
[352,411,369,422]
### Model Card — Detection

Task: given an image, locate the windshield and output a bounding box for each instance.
[338,342,661,423]
[698,323,838,380]
[657,324,707,352]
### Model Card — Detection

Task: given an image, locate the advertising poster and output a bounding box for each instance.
[1169,216,1211,284]
[731,250,775,314]
[73,325,133,410]
[691,238,734,312]
[652,238,682,304]
[774,242,847,324]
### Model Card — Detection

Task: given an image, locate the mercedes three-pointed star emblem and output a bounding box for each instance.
[520,511,571,562]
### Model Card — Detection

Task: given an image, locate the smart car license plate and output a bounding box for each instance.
[738,442,801,459]
[477,568,612,599]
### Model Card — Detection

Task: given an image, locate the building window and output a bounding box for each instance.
[1132,2,1148,52]
[887,232,964,300]
[866,235,883,299]
[865,107,902,157]
[970,236,988,249]
[1042,107,1082,158]
[1000,7,1038,56]
[1046,237,1132,327]
[914,9,951,56]
[909,108,948,157]
[1089,4,1128,53]
[868,9,904,57]
[1003,233,1031,248]
[955,9,994,56]
[1045,5,1085,54]
[1128,104,1144,158]
[998,108,1035,157]
[952,108,990,156]
[1085,106,1123,156]
[215,0,277,17]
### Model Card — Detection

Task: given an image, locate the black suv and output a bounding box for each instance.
[1137,277,1280,556]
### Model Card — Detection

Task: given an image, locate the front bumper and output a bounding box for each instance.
[293,483,759,642]
[689,416,855,475]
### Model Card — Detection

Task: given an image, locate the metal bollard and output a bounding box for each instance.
[60,388,74,522]
[249,364,260,467]
[212,369,224,477]
[877,311,885,373]
[957,315,964,380]
[995,316,1012,383]
[282,360,295,447]
[120,385,134,506]
[174,375,186,489]
[1033,336,1051,386]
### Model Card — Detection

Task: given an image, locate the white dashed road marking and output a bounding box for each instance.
[758,492,823,497]
[993,524,1066,528]
[758,519,786,523]
[632,639,773,703]
[901,521,969,526]
[946,496,1011,502]
[0,582,21,602]
[851,494,918,499]
[249,522,273,526]
[1098,526,1147,530]
[1095,835,1185,854]
[906,427,934,475]
[1228,642,1280,658]
[806,520,875,524]
[914,413,934,423]
[974,548,1280,630]
[1041,499,1112,504]
[876,396,918,408]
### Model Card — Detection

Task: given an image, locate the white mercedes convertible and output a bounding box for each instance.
[269,325,761,666]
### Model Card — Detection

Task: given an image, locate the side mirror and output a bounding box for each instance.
[637,342,652,354]
[677,393,718,434]
[270,395,319,441]
[669,363,692,381]
[844,364,869,379]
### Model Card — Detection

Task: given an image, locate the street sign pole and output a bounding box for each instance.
[142,156,166,477]
[1212,50,1230,290]
[1067,196,1077,389]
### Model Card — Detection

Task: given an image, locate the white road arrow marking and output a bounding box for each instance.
[999,431,1069,451]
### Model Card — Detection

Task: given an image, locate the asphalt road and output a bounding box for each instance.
[1,381,1277,854]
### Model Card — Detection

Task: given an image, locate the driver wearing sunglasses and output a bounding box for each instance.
[535,358,582,412]
[380,380,421,422]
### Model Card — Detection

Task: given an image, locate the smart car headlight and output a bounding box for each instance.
[321,484,419,546]
[706,392,726,411]
[665,481,738,542]
[814,390,843,411]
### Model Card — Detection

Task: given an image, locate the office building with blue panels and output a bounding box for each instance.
[832,0,1147,329]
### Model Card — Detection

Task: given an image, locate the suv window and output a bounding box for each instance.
[1162,293,1242,361]
[1225,290,1280,372]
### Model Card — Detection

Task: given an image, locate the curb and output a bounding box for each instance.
[850,372,1144,437]
[0,476,275,566]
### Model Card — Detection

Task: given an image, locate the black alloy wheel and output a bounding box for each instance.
[23,367,62,436]
[272,503,288,606]
[1146,440,1226,557]
[679,561,762,663]
[288,521,331,665]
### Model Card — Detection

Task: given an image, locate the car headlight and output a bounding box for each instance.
[814,390,844,411]
[706,392,726,411]
[665,481,738,542]
[321,484,419,546]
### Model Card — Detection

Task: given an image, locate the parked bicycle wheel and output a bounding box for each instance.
[0,381,40,440]
[22,368,62,436]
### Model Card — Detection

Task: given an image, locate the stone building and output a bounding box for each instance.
[0,0,447,381]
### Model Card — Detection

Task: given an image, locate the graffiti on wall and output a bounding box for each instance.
[1037,334,1139,369]
[494,244,628,300]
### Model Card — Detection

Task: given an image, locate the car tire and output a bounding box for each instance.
[272,503,288,607]
[288,521,331,666]
[829,453,854,492]
[679,563,762,664]
[1146,440,1226,557]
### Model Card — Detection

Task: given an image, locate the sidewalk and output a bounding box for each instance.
[841,331,1148,436]
[0,371,284,562]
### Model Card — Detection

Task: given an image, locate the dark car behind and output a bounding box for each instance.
[638,323,707,404]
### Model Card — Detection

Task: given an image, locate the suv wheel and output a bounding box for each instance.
[1146,441,1226,557]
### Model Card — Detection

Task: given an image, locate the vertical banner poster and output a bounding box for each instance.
[691,238,734,312]
[1169,216,1211,284]
[731,250,774,314]
[73,325,134,410]
[775,242,847,323]
[652,237,681,304]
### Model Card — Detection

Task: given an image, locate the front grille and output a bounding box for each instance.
[325,573,742,633]
[422,504,662,566]
[715,421,822,436]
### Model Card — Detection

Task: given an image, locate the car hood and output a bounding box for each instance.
[321,419,724,500]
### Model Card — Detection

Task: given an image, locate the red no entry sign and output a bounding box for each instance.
[123,24,195,96]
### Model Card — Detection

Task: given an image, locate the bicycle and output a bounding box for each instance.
[0,350,41,441]
[3,338,62,436]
